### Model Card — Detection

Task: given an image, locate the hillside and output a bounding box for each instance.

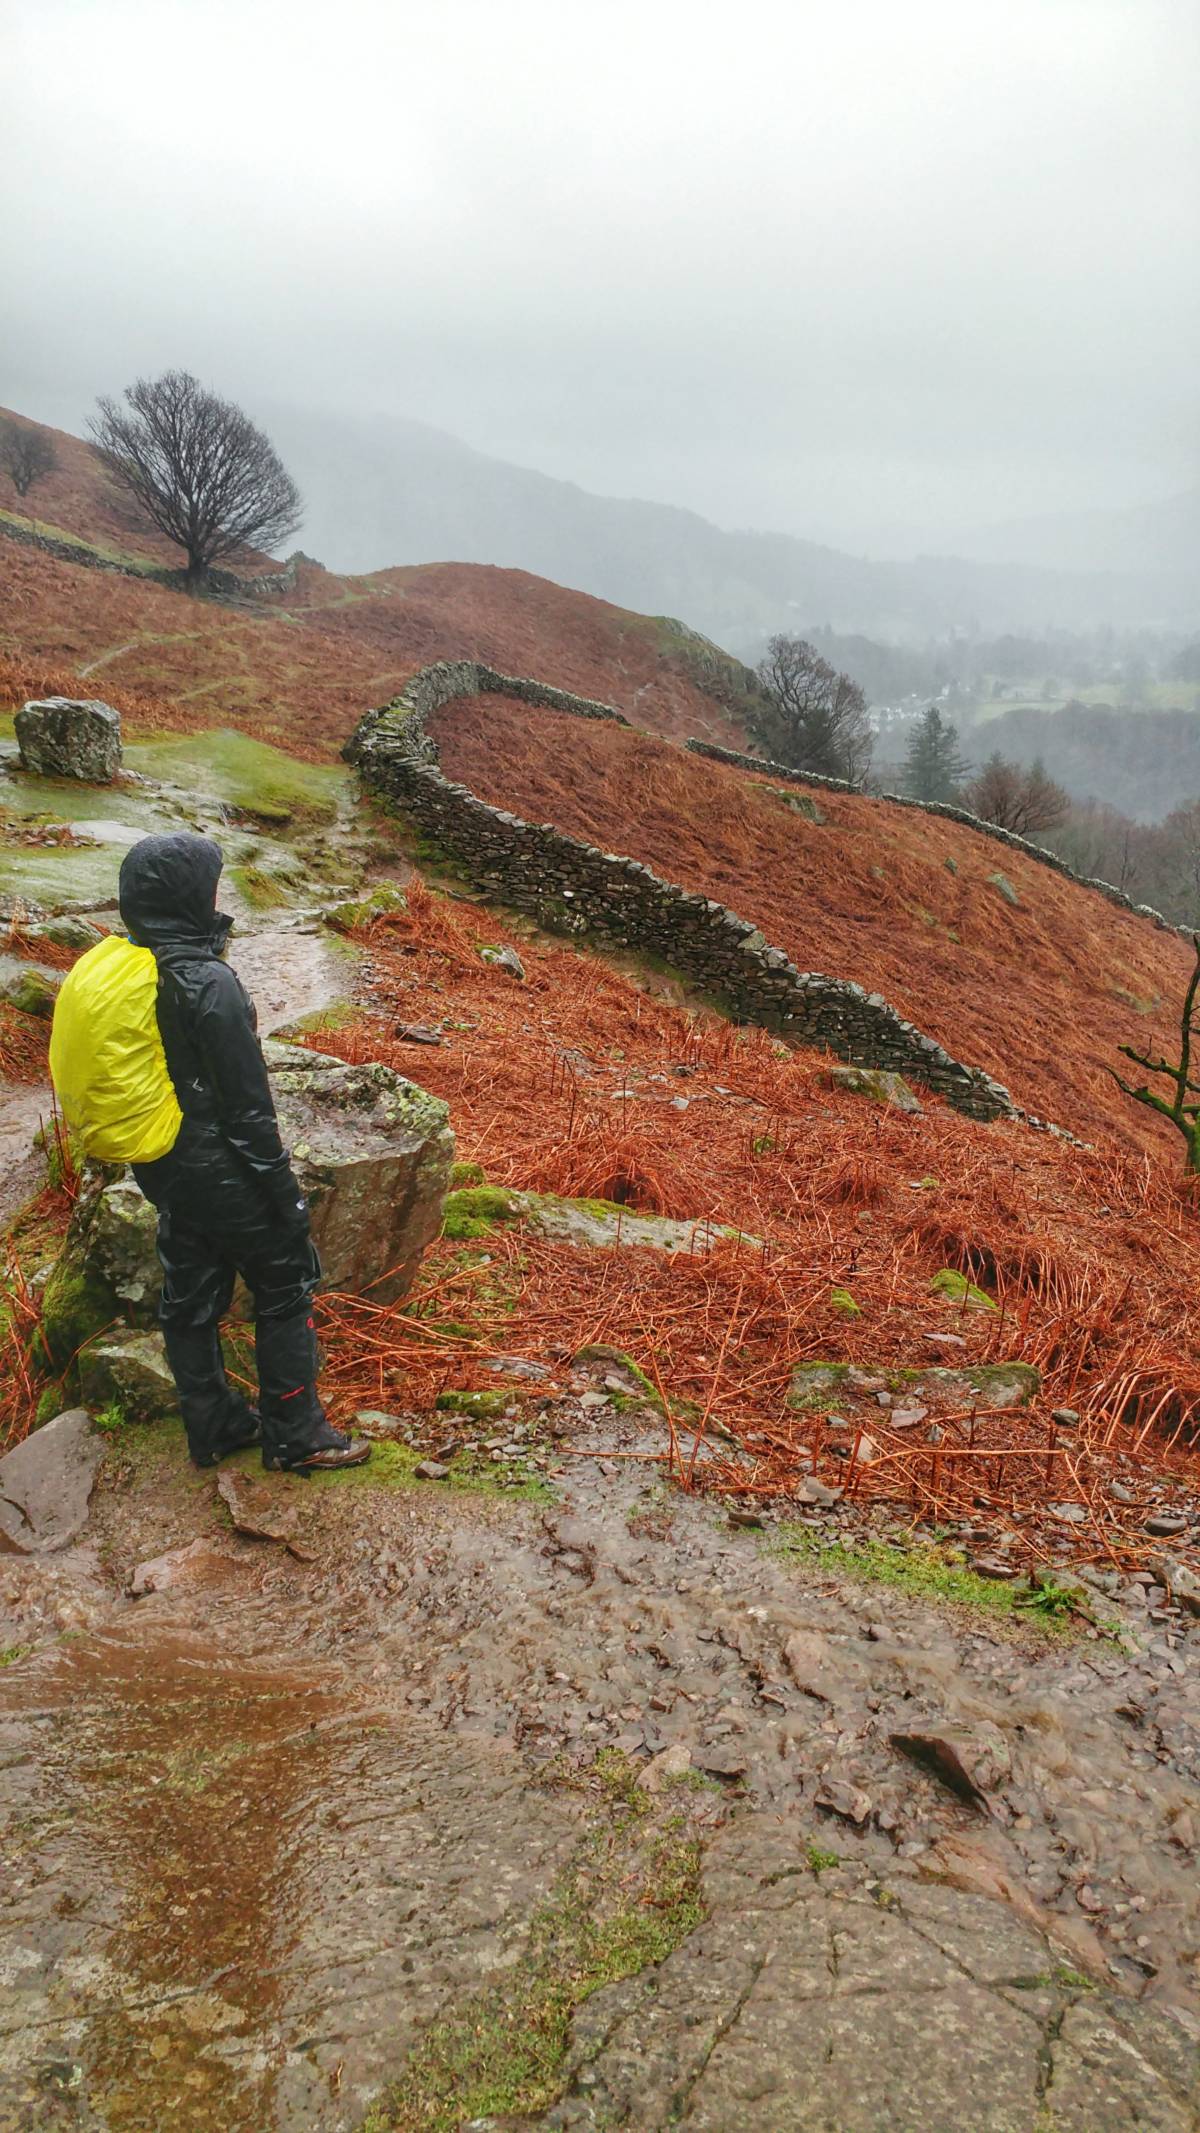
[0,413,752,755]
[259,401,1200,645]
[429,690,1196,1155]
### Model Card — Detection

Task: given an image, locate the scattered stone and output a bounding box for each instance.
[1050,1502,1088,1525]
[393,1022,444,1045]
[480,944,526,980]
[1147,1556,1200,1617]
[783,1630,837,1702]
[970,1557,1019,1581]
[0,965,59,1017]
[1108,1481,1136,1506]
[77,1331,177,1424]
[794,1476,843,1509]
[414,1460,451,1481]
[695,1745,748,1780]
[853,1431,880,1465]
[0,1410,100,1554]
[1051,1407,1081,1429]
[1145,1512,1190,1538]
[727,1507,764,1529]
[889,1405,927,1430]
[829,1066,922,1113]
[637,1743,692,1794]
[988,871,1020,907]
[216,1470,317,1560]
[891,1723,1011,1806]
[815,1777,872,1824]
[15,697,122,782]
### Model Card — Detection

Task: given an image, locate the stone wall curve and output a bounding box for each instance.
[346,661,1042,1129]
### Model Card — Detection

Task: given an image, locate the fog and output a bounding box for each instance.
[2,0,1196,552]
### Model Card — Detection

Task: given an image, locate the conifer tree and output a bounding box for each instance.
[902,705,970,804]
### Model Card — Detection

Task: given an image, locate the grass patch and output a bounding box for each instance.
[0,1645,29,1667]
[123,730,345,823]
[772,1526,1086,1638]
[305,1434,551,1504]
[806,1841,841,1874]
[360,1776,703,2132]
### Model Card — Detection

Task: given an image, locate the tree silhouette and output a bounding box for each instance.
[754,635,873,784]
[1,420,57,499]
[90,371,301,591]
[1110,938,1200,1172]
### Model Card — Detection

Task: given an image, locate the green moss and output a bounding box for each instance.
[324,881,408,934]
[449,1160,486,1189]
[37,1258,117,1371]
[434,1387,510,1419]
[931,1268,997,1311]
[362,1787,703,2132]
[229,862,294,910]
[829,1287,861,1319]
[441,1186,522,1240]
[788,1362,852,1411]
[0,1646,30,1668]
[772,1527,1079,1638]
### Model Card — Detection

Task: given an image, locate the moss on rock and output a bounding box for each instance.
[931,1268,997,1311]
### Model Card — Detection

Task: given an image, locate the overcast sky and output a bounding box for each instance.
[3,0,1197,550]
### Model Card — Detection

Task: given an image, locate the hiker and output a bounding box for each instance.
[49,831,369,1473]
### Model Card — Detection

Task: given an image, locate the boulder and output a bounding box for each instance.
[0,963,60,1017]
[15,698,122,783]
[0,1409,101,1553]
[264,1041,453,1301]
[78,1331,178,1423]
[829,1066,922,1113]
[40,1044,454,1371]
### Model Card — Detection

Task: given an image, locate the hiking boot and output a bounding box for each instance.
[262,1423,372,1474]
[189,1410,263,1469]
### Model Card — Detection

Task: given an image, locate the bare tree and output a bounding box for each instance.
[0,420,58,499]
[754,635,873,784]
[1110,939,1200,1172]
[966,751,1070,836]
[89,371,301,591]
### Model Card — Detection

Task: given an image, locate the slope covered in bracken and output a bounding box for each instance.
[0,411,750,756]
[303,883,1200,1580]
[429,691,1196,1156]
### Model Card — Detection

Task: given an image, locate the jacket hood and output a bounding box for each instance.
[119,833,231,953]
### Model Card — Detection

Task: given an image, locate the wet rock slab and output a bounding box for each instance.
[0,1409,100,1553]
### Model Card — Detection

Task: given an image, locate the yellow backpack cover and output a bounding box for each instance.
[49,936,182,1165]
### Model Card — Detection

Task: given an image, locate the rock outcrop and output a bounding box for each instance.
[15,698,122,783]
[39,1042,454,1376]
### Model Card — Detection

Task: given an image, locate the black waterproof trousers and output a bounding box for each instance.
[133,1124,329,1467]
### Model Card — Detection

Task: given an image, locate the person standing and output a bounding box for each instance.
[50,832,369,1472]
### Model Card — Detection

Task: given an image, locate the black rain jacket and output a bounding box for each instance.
[118,833,302,1222]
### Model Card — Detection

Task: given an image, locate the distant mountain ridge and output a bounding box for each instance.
[261,402,1199,654]
[946,487,1200,578]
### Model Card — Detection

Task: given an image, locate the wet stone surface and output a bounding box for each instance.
[1,1417,1199,2130]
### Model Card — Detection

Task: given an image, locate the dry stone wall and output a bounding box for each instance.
[0,517,298,601]
[687,739,1190,940]
[347,662,1025,1126]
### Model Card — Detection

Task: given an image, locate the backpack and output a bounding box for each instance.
[49,935,183,1164]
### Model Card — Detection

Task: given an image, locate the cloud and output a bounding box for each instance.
[3,0,1196,546]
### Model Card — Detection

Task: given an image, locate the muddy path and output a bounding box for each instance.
[2,1408,1199,2132]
